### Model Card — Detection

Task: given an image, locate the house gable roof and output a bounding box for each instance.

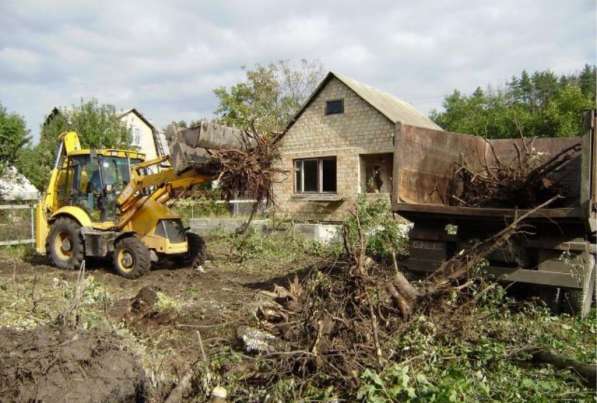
[118,108,156,132]
[285,71,442,132]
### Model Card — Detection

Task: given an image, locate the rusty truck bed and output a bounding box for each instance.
[391,118,596,229]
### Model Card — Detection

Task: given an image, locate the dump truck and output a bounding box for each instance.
[36,122,248,278]
[392,111,596,317]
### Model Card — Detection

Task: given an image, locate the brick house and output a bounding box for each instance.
[272,71,442,222]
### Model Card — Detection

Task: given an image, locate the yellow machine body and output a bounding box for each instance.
[36,131,211,276]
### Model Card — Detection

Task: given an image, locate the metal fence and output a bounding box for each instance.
[0,204,35,246]
[174,199,264,219]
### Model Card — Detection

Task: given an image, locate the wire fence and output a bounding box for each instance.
[0,204,35,246]
[173,199,264,220]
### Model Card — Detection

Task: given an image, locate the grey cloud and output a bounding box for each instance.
[0,0,593,141]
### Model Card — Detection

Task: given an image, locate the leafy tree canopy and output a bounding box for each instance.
[213,59,325,134]
[0,103,30,177]
[430,65,596,138]
[17,98,131,190]
[39,99,131,149]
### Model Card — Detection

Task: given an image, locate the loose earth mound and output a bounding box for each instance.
[0,325,146,403]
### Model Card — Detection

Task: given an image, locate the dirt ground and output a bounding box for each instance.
[1,232,594,402]
[0,325,146,402]
[0,234,323,401]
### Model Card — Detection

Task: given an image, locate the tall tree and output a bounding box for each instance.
[17,99,131,190]
[39,99,130,150]
[213,59,324,134]
[0,103,30,177]
[431,66,596,138]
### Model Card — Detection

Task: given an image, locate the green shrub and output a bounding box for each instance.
[343,196,408,260]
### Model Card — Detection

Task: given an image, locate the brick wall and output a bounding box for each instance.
[273,77,395,222]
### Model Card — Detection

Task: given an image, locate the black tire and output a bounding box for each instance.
[180,232,206,269]
[46,217,84,270]
[113,237,151,279]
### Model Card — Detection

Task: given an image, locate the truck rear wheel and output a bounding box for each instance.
[180,232,206,269]
[46,217,84,270]
[113,237,151,279]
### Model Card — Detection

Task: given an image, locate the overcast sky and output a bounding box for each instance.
[0,0,594,142]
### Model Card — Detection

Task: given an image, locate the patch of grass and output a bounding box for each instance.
[156,291,183,312]
[0,244,35,261]
[354,289,596,403]
[229,227,341,263]
[0,271,113,330]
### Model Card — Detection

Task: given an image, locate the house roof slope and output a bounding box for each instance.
[285,71,442,131]
[118,108,156,132]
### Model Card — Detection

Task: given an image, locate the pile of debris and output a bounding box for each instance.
[448,137,581,208]
[240,203,555,393]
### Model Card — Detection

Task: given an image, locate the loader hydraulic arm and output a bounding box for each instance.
[114,155,213,229]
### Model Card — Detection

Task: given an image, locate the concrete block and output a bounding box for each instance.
[293,223,342,244]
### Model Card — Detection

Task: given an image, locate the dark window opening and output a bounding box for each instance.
[322,159,337,192]
[303,160,318,192]
[294,157,337,193]
[325,99,344,115]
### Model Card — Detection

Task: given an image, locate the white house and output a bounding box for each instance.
[118,108,169,160]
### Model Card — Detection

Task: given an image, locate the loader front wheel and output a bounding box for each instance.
[47,217,84,270]
[179,232,206,270]
[113,237,151,279]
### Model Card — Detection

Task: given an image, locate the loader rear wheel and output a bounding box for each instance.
[46,217,84,270]
[113,237,150,279]
[180,232,206,269]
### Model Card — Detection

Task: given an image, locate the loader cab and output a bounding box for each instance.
[56,151,143,222]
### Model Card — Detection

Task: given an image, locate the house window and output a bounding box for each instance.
[325,99,344,115]
[133,127,141,146]
[294,157,337,193]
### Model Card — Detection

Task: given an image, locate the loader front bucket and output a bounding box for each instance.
[168,121,254,174]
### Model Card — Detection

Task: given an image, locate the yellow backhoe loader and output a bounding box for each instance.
[35,124,244,278]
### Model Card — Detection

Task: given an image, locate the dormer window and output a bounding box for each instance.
[325,99,344,115]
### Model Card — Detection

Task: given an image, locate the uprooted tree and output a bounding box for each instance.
[245,196,595,392]
[168,121,287,230]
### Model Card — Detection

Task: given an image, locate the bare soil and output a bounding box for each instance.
[0,238,319,401]
[0,325,146,402]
